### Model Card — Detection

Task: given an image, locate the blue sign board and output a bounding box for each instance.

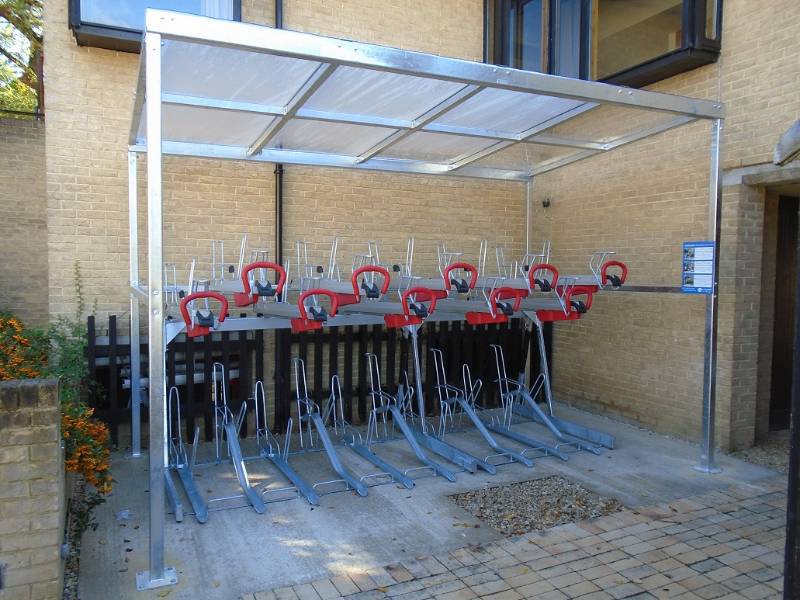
[682,241,714,294]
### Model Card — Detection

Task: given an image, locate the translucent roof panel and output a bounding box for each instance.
[267,119,397,156]
[544,104,684,144]
[303,66,467,122]
[381,132,498,163]
[161,39,323,107]
[132,10,722,180]
[471,143,579,172]
[139,104,276,147]
[429,88,590,136]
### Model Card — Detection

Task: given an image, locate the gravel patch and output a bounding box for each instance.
[731,430,790,473]
[450,475,623,536]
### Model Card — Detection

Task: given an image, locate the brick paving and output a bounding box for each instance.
[244,477,787,600]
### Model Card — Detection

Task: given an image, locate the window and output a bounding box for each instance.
[550,0,586,78]
[69,0,242,53]
[495,0,547,73]
[488,0,722,88]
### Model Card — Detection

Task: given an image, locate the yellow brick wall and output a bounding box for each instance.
[0,119,48,328]
[530,0,799,450]
[40,0,799,451]
[0,380,64,600]
[719,0,800,169]
[44,0,518,324]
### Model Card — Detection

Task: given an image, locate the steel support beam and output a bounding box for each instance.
[132,141,533,182]
[162,93,283,115]
[136,31,178,592]
[448,103,602,172]
[127,151,142,459]
[159,92,606,153]
[784,199,800,599]
[357,84,482,162]
[694,118,723,475]
[128,56,146,145]
[530,115,696,177]
[248,63,335,156]
[525,178,532,255]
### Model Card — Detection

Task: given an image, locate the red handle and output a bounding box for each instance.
[297,289,339,320]
[566,285,595,313]
[179,291,228,337]
[235,261,287,307]
[601,260,628,286]
[465,287,528,325]
[401,287,438,317]
[536,284,595,322]
[351,265,391,297]
[491,287,526,314]
[443,262,478,292]
[528,263,559,292]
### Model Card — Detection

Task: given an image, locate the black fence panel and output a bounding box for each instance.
[87,315,261,446]
[87,315,547,446]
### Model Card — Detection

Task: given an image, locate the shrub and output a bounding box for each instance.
[62,404,113,494]
[0,312,112,494]
[0,314,47,379]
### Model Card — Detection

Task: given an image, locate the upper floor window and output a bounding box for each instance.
[488,0,722,87]
[69,0,242,53]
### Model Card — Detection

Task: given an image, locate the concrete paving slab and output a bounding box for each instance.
[77,406,779,600]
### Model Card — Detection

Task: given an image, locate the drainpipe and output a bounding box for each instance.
[274,0,288,428]
[275,0,283,30]
[274,0,284,268]
[482,0,489,63]
[275,163,283,268]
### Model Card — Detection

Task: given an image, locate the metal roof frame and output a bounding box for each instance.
[128,9,725,592]
[129,10,723,182]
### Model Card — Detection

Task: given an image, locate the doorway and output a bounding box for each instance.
[769,195,799,430]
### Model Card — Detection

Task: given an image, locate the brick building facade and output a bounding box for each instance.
[1,0,796,452]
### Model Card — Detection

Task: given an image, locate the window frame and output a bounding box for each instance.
[486,0,723,88]
[68,0,243,53]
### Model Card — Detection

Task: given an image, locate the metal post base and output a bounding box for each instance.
[136,567,178,591]
[692,463,723,474]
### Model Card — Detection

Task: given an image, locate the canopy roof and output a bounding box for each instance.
[130,9,724,182]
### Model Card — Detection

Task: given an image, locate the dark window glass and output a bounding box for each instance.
[488,0,722,88]
[80,0,233,31]
[506,3,518,65]
[551,0,582,77]
[705,0,720,40]
[595,0,683,80]
[70,0,240,52]
[520,0,544,72]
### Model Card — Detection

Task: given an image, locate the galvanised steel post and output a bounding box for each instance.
[128,151,142,459]
[783,198,800,599]
[136,30,178,591]
[695,118,723,474]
